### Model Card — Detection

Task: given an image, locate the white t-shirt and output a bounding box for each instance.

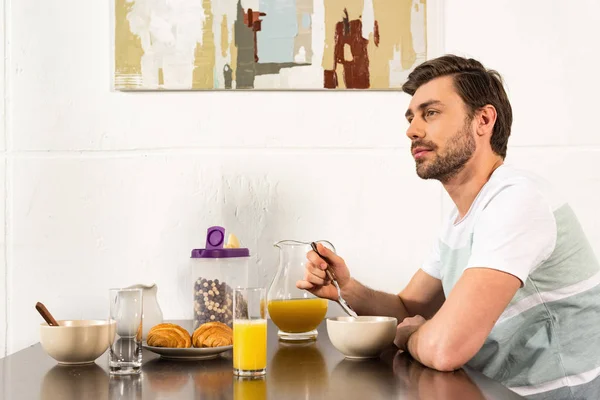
[420,164,600,396]
[422,164,558,286]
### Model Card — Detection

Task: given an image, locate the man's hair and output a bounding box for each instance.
[402,55,513,159]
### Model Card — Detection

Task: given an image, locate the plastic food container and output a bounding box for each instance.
[191,226,250,330]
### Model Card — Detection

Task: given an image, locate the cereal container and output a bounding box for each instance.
[191,226,250,330]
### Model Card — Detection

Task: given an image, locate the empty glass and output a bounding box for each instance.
[108,288,143,375]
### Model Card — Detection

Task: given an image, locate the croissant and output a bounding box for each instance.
[192,322,233,348]
[147,323,192,348]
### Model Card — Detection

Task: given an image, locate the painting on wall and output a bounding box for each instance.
[113,0,442,90]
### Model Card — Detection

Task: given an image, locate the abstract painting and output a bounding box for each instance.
[113,0,437,90]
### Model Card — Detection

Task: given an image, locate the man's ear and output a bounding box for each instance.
[475,105,497,137]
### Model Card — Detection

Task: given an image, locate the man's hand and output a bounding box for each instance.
[296,243,352,301]
[394,315,426,351]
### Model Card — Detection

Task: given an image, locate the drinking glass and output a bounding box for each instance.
[108,288,143,375]
[233,287,267,377]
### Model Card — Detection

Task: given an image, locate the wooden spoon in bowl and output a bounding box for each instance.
[35,302,60,326]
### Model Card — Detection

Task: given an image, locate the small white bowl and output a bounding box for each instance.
[40,320,116,365]
[327,316,397,359]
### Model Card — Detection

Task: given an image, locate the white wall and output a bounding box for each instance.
[2,0,600,356]
[0,0,6,358]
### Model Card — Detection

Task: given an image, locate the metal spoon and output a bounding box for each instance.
[310,242,358,318]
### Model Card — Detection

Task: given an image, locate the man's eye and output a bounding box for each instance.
[426,110,438,117]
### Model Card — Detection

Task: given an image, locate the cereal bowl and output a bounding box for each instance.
[326,316,397,359]
[40,320,116,365]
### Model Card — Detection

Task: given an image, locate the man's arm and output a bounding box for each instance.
[403,268,521,371]
[297,243,446,322]
[398,183,556,371]
[399,269,446,319]
[343,269,445,322]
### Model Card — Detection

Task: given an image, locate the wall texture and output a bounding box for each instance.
[2,0,600,355]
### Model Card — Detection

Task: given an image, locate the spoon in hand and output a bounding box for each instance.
[310,242,358,318]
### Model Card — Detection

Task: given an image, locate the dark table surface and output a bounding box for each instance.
[1,320,597,399]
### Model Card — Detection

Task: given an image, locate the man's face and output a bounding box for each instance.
[405,76,476,183]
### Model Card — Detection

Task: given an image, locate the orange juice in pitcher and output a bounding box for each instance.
[267,240,335,341]
[267,298,328,333]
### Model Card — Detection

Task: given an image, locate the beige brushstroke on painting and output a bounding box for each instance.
[221,15,230,58]
[114,0,143,89]
[192,0,216,89]
[321,0,419,89]
[158,68,164,86]
[370,0,417,89]
[230,26,238,84]
[422,0,428,59]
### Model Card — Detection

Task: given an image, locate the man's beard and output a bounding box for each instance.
[412,119,476,183]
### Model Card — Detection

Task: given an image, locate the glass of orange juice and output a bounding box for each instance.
[233,287,267,377]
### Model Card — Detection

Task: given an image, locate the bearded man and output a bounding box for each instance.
[297,55,600,398]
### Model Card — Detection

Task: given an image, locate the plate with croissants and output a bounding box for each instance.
[143,322,233,360]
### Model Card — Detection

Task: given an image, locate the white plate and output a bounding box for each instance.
[142,342,233,360]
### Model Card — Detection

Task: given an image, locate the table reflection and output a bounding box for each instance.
[109,373,142,399]
[234,376,267,400]
[269,341,328,397]
[192,357,233,399]
[393,352,487,399]
[143,356,234,399]
[142,358,191,395]
[328,349,399,399]
[41,363,109,400]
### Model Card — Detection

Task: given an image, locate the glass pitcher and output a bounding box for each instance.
[267,240,335,341]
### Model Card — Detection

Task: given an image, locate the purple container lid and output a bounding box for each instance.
[191,226,250,259]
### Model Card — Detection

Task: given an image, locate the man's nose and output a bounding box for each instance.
[406,119,425,140]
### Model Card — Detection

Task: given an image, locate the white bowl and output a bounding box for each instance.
[327,316,397,359]
[40,320,116,365]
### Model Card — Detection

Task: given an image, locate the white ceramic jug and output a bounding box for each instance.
[125,283,164,340]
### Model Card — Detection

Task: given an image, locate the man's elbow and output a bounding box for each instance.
[413,329,480,372]
[430,348,465,372]
[425,339,472,372]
